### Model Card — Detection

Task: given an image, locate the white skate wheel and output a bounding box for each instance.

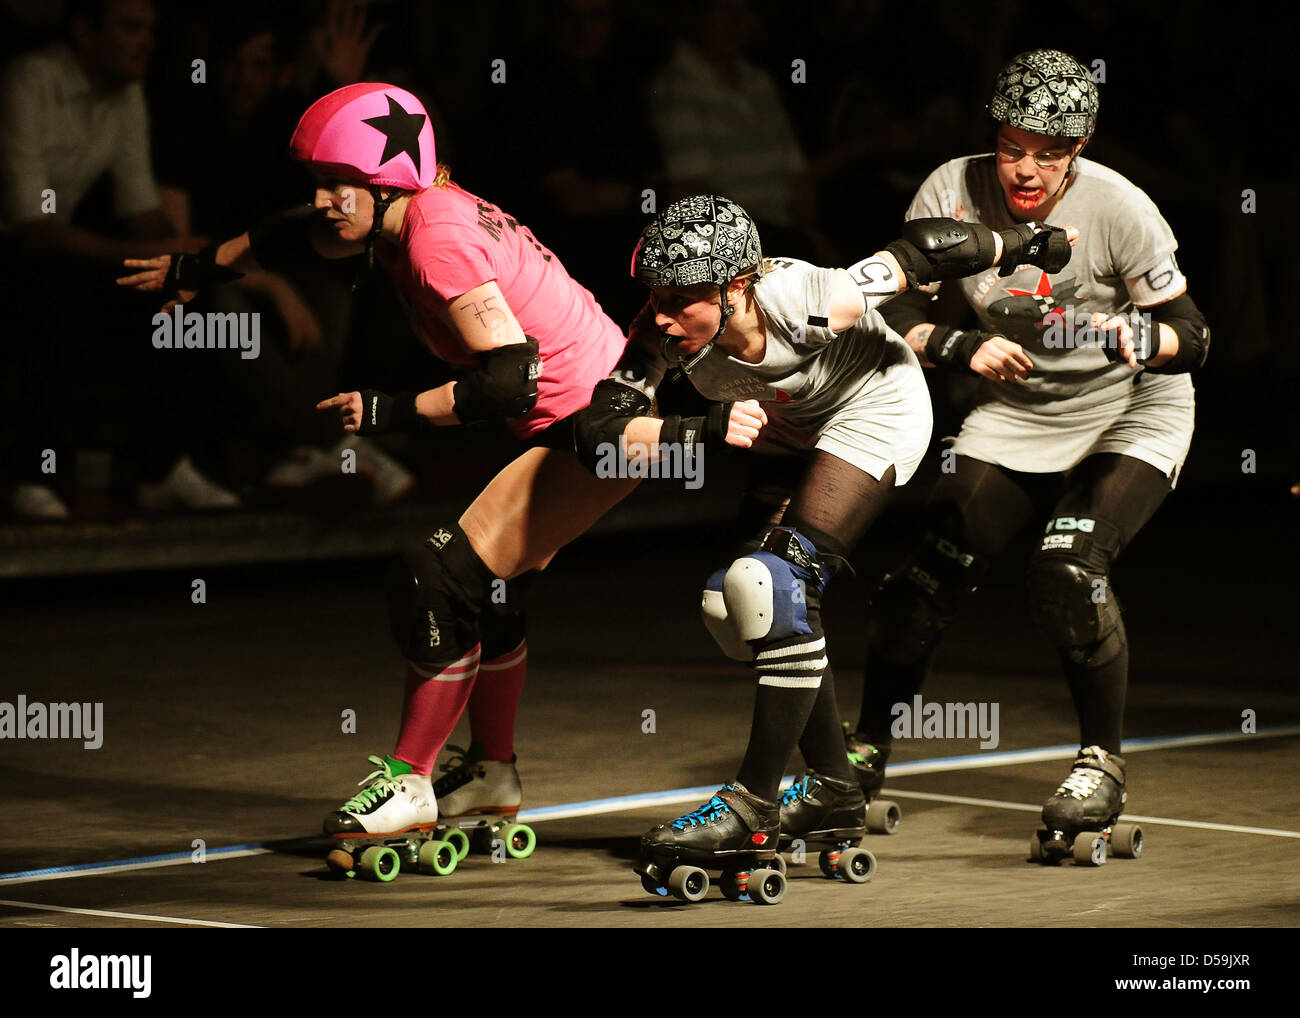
[749,868,786,905]
[1072,832,1107,867]
[668,865,709,902]
[866,799,902,834]
[1111,823,1143,859]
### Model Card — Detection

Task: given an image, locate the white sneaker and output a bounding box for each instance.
[323,755,440,835]
[336,435,415,504]
[264,446,333,487]
[9,483,70,520]
[137,456,240,511]
[433,745,523,818]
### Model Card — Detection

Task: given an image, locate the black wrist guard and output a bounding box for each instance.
[1099,311,1157,364]
[248,206,321,271]
[659,403,731,453]
[358,390,422,434]
[925,325,990,371]
[452,339,541,423]
[996,222,1072,277]
[162,245,242,299]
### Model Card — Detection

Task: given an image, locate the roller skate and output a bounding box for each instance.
[1030,745,1144,867]
[778,771,877,883]
[843,724,903,833]
[322,755,460,881]
[635,784,786,904]
[430,744,535,865]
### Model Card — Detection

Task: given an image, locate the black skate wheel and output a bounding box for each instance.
[1072,831,1107,867]
[866,799,902,835]
[1029,831,1045,862]
[326,848,356,878]
[501,823,536,860]
[749,868,786,905]
[668,865,710,902]
[719,868,749,902]
[835,847,877,884]
[1111,823,1143,859]
[640,874,669,897]
[417,839,458,876]
[359,845,401,882]
[442,827,471,862]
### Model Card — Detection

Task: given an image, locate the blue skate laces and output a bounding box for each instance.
[671,790,737,830]
[780,776,811,806]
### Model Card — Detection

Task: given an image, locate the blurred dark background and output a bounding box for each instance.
[0,0,1294,578]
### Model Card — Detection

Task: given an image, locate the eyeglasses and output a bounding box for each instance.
[996,141,1074,170]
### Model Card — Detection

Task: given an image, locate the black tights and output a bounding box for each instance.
[857,453,1173,753]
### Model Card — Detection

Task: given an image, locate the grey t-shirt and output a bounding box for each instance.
[908,155,1180,410]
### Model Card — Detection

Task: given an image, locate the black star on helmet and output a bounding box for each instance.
[362,94,426,175]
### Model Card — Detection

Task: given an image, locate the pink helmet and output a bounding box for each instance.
[290,83,436,190]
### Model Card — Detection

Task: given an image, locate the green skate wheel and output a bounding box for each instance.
[1111,823,1143,859]
[749,868,786,905]
[326,848,356,878]
[640,874,669,897]
[501,823,536,860]
[866,799,902,835]
[359,845,401,882]
[418,838,458,876]
[719,868,749,902]
[1072,831,1107,867]
[441,827,471,862]
[668,865,709,902]
[835,847,876,884]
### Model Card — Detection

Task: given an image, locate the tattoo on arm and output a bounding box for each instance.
[457,296,508,329]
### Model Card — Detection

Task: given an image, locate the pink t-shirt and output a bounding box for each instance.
[376,182,627,437]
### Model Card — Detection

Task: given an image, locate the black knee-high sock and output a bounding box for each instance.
[736,632,829,801]
[856,647,934,746]
[798,664,855,781]
[1057,620,1128,754]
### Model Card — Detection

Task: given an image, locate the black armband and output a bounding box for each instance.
[248,205,322,271]
[162,244,242,299]
[925,325,991,371]
[358,390,423,434]
[452,338,542,423]
[1143,293,1211,374]
[658,403,731,454]
[880,287,938,336]
[573,379,654,471]
[885,218,999,288]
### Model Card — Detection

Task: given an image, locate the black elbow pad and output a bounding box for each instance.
[452,338,542,423]
[573,379,653,472]
[1145,294,1211,373]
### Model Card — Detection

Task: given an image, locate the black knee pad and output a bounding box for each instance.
[480,571,536,658]
[1027,515,1123,652]
[385,522,495,667]
[868,528,985,662]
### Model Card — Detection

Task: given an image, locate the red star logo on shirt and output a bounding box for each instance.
[1006,270,1053,299]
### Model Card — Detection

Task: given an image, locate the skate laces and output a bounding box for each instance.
[1057,765,1105,800]
[781,776,812,806]
[341,755,402,812]
[439,744,476,776]
[671,792,734,830]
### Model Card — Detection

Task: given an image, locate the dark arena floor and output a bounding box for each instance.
[1,480,1296,995]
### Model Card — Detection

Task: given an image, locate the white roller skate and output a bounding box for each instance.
[432,744,534,863]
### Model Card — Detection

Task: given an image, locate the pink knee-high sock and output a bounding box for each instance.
[468,639,527,761]
[392,645,481,773]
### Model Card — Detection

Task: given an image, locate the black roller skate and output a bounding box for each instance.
[1030,745,1144,867]
[779,772,877,883]
[635,784,786,905]
[843,725,902,834]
